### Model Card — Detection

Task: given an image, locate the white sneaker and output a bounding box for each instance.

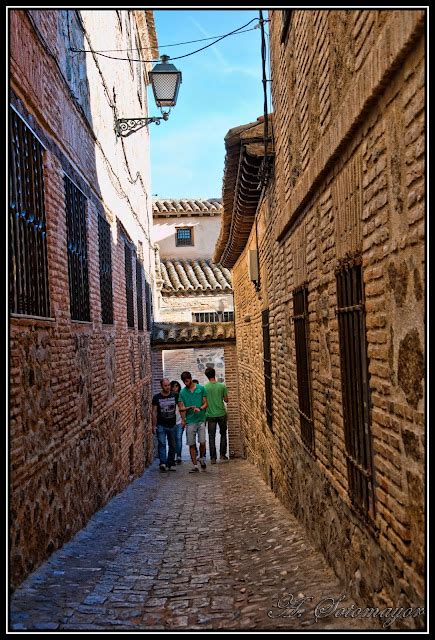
[189,465,200,473]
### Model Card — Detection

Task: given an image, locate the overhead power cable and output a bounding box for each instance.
[71,17,259,63]
[258,10,272,189]
[74,25,261,52]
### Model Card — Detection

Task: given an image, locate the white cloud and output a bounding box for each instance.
[190,18,260,79]
[190,18,228,67]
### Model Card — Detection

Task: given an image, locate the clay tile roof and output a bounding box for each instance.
[153,198,223,217]
[158,258,232,296]
[152,321,235,345]
[164,200,176,213]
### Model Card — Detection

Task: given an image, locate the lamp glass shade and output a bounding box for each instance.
[149,60,182,108]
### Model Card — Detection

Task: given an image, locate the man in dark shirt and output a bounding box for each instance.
[152,378,178,472]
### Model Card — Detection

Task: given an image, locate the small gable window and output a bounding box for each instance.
[176,227,193,247]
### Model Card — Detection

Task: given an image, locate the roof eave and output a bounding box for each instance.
[214,117,274,268]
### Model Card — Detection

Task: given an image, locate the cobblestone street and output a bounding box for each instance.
[10,451,380,632]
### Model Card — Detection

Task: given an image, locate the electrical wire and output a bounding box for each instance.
[27,10,155,250]
[72,25,262,53]
[70,17,259,63]
[265,23,274,148]
[78,12,154,244]
[259,9,271,189]
[260,10,268,157]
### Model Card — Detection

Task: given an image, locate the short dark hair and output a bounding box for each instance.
[181,371,192,383]
[192,379,199,384]
[205,367,215,379]
[170,380,181,391]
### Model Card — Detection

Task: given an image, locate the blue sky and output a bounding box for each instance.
[149,10,266,200]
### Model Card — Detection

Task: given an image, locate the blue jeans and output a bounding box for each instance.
[157,424,176,467]
[174,423,183,457]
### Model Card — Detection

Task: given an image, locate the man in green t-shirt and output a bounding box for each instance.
[179,371,208,473]
[204,367,229,464]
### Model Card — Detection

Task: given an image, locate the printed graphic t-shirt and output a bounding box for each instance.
[152,392,179,427]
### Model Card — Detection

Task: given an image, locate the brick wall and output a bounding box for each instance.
[10,10,155,588]
[223,342,243,458]
[230,9,425,626]
[162,347,225,387]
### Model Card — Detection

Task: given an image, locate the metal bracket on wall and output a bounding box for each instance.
[115,113,168,138]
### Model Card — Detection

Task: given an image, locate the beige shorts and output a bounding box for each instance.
[186,422,206,446]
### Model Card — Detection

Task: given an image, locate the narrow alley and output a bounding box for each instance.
[11,455,377,631]
[9,8,426,634]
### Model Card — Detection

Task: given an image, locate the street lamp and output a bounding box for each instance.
[115,55,182,137]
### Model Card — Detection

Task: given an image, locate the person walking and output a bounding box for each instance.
[191,380,200,457]
[170,380,183,464]
[178,371,208,473]
[204,367,229,464]
[152,378,178,472]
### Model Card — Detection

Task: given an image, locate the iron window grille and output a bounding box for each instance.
[98,215,113,325]
[64,175,90,321]
[336,257,375,520]
[175,227,193,247]
[292,284,315,453]
[145,278,152,331]
[193,311,234,323]
[124,242,135,328]
[136,257,144,331]
[262,309,273,429]
[10,108,50,317]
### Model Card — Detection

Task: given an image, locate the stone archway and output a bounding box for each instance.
[151,325,243,458]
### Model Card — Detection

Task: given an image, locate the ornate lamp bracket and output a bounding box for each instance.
[115,116,167,138]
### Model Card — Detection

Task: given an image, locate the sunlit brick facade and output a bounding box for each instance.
[216,9,425,626]
[9,9,157,587]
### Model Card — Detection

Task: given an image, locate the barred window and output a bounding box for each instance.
[336,258,375,518]
[98,215,113,324]
[176,227,193,247]
[145,278,152,331]
[124,242,134,328]
[262,309,273,429]
[193,311,234,323]
[292,285,314,452]
[9,108,50,317]
[64,175,90,321]
[136,257,144,331]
